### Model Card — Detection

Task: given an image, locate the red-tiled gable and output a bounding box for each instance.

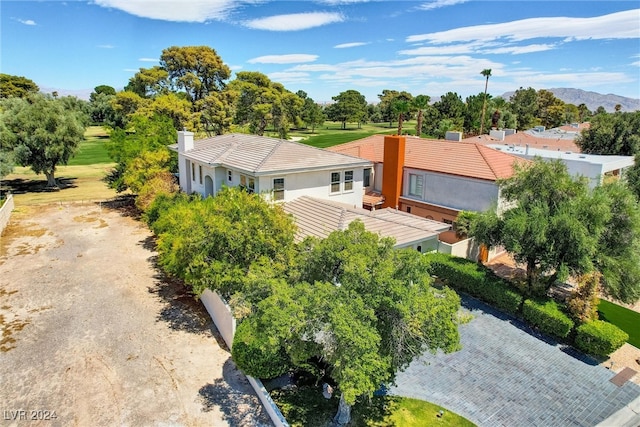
[559,122,590,132]
[327,135,527,181]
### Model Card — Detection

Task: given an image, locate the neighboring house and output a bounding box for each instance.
[327,135,528,224]
[462,125,585,153]
[488,144,634,189]
[283,196,450,253]
[171,131,372,206]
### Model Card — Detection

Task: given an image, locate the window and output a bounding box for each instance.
[406,206,412,214]
[409,174,423,197]
[199,165,203,184]
[330,172,341,193]
[240,175,247,188]
[248,178,255,193]
[227,170,232,182]
[344,171,353,191]
[363,168,371,187]
[191,163,195,181]
[273,178,284,201]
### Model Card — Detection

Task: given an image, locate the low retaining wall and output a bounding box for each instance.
[199,289,289,427]
[0,194,15,236]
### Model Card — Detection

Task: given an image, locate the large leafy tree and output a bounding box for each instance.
[160,45,231,103]
[105,114,177,192]
[0,94,86,187]
[537,89,565,128]
[124,66,171,98]
[327,90,368,129]
[298,91,325,133]
[0,74,39,99]
[280,221,460,425]
[471,159,609,294]
[509,87,538,130]
[434,92,465,131]
[151,186,297,298]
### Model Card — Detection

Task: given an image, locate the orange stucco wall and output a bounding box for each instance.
[381,135,406,209]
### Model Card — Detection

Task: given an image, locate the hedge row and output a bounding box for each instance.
[424,252,522,315]
[575,320,629,358]
[424,253,627,357]
[232,318,291,379]
[522,298,574,339]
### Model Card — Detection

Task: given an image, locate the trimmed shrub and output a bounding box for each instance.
[522,298,574,339]
[575,320,629,357]
[425,253,523,314]
[232,318,290,379]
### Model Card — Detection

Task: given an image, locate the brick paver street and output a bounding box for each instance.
[390,295,640,427]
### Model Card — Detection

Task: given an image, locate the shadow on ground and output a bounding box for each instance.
[460,294,600,366]
[199,358,271,425]
[2,177,78,194]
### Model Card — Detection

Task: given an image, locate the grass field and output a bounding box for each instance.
[598,300,640,348]
[288,121,409,148]
[67,126,112,165]
[2,126,120,206]
[271,386,476,427]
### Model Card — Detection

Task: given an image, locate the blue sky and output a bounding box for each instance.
[2,1,639,103]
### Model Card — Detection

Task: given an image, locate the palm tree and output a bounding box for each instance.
[412,95,430,137]
[479,69,492,135]
[392,99,411,135]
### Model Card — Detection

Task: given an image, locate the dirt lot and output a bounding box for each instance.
[0,201,271,426]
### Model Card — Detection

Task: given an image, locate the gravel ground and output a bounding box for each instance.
[0,202,271,426]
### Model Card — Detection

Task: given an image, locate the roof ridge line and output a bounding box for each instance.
[254,137,285,171]
[475,143,500,180]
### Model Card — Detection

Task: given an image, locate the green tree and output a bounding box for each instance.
[392,99,411,135]
[160,46,231,103]
[151,187,297,298]
[377,90,413,128]
[537,89,565,128]
[105,114,177,191]
[88,92,116,124]
[0,74,39,99]
[479,69,492,134]
[434,92,464,131]
[470,159,609,294]
[89,85,116,102]
[412,94,430,137]
[299,93,325,133]
[576,112,640,156]
[593,181,640,304]
[464,93,491,135]
[328,90,368,130]
[509,87,538,130]
[0,94,86,187]
[196,89,237,136]
[290,222,461,425]
[124,66,171,98]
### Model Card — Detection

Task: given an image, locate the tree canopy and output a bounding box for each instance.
[326,90,368,129]
[0,94,86,187]
[0,74,39,99]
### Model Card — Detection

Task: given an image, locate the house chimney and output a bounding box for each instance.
[177,130,194,152]
[381,135,406,209]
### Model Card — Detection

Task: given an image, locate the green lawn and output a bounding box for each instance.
[67,126,112,165]
[598,299,640,348]
[271,386,476,427]
[287,121,410,149]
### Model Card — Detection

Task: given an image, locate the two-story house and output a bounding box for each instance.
[171,131,372,206]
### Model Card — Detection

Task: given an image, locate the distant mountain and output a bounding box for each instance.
[500,88,640,113]
[40,87,94,101]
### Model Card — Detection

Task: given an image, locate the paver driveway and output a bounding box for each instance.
[0,202,271,426]
[390,295,640,427]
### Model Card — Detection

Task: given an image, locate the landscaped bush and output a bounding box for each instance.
[522,298,574,339]
[575,320,629,357]
[232,318,290,380]
[424,253,523,314]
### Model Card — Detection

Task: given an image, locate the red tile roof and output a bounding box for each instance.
[327,135,528,181]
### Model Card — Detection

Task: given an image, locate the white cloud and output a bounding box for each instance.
[482,43,556,55]
[138,57,158,62]
[334,42,368,49]
[15,18,37,25]
[243,12,344,31]
[98,44,115,49]
[407,9,640,44]
[248,54,318,64]
[417,0,468,11]
[267,71,312,84]
[94,0,239,23]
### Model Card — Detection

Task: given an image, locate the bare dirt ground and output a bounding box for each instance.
[0,201,271,426]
